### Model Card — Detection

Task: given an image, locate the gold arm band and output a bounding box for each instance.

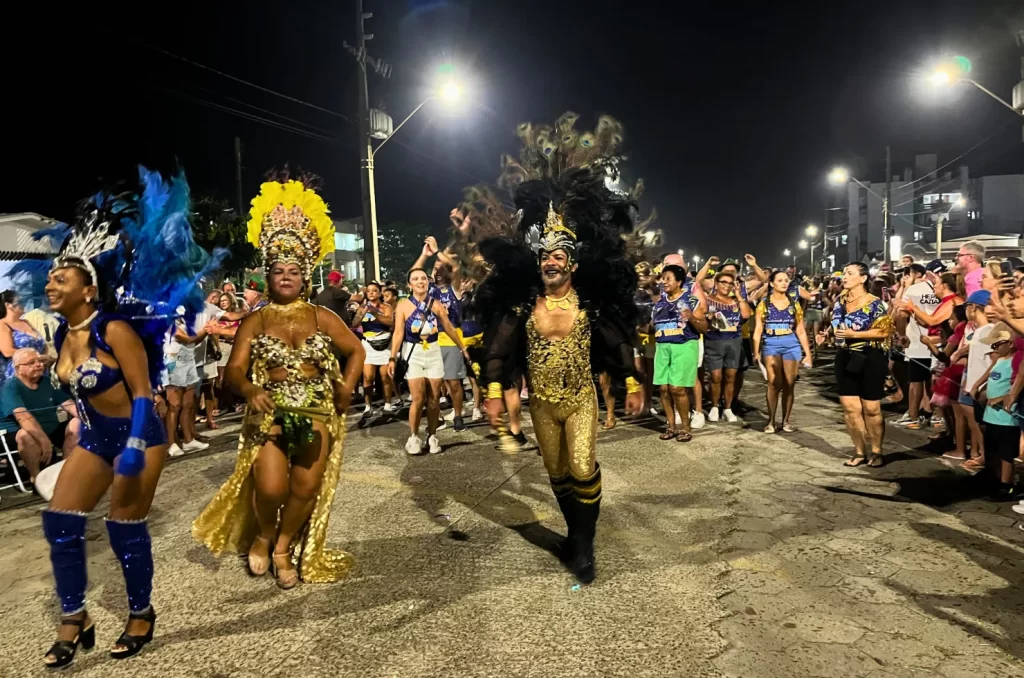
[486,382,503,399]
[625,376,642,394]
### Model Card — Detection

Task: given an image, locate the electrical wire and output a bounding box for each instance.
[145,44,355,123]
[893,120,1016,190]
[147,44,488,185]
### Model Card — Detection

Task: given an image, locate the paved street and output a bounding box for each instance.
[1,362,1024,677]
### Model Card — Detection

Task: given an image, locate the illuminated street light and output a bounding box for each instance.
[805,224,819,238]
[929,56,1024,120]
[828,167,849,186]
[783,249,791,256]
[798,240,808,249]
[934,196,968,260]
[361,73,467,281]
[677,248,684,256]
[827,166,891,263]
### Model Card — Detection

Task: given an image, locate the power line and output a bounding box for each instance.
[145,44,355,123]
[147,44,487,185]
[893,119,1017,191]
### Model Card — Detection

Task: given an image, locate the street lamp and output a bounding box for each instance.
[829,166,891,265]
[360,78,465,282]
[934,196,967,261]
[931,58,1024,120]
[805,224,819,238]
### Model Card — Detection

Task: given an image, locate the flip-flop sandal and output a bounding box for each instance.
[602,420,617,430]
[676,431,693,443]
[942,452,969,460]
[844,456,867,467]
[659,429,676,441]
[867,454,885,468]
[782,423,795,433]
[764,424,776,434]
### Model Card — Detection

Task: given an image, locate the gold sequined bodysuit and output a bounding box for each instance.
[526,309,592,406]
[526,305,599,480]
[192,303,353,583]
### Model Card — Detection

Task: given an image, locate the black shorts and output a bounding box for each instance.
[984,423,1020,462]
[740,338,753,372]
[1,419,69,456]
[907,358,932,384]
[834,349,887,401]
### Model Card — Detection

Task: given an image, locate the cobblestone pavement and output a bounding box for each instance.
[0,362,1022,677]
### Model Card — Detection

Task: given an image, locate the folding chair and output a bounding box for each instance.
[0,428,32,493]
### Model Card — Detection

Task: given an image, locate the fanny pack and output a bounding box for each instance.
[365,334,391,352]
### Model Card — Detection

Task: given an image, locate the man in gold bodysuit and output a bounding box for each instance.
[481,198,643,584]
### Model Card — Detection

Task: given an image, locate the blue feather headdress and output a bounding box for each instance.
[12,166,226,387]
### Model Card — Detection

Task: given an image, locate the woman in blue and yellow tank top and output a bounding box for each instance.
[350,282,395,418]
[753,270,812,434]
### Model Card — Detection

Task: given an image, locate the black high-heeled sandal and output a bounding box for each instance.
[110,607,156,660]
[44,615,95,669]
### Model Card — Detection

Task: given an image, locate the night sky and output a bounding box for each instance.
[5,0,1022,269]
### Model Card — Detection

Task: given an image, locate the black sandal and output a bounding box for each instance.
[110,607,156,660]
[844,456,867,467]
[867,453,886,468]
[659,428,676,441]
[676,431,693,443]
[44,615,95,669]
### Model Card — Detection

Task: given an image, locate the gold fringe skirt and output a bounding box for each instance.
[191,407,353,583]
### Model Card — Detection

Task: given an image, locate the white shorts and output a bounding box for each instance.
[362,337,391,366]
[406,342,443,380]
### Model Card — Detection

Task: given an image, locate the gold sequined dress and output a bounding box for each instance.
[191,325,353,583]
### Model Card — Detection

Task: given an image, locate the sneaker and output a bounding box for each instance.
[362,404,372,415]
[182,439,209,452]
[392,397,404,408]
[894,413,914,426]
[691,411,706,430]
[436,420,448,432]
[1012,504,1024,515]
[405,435,423,456]
[427,435,442,454]
[906,416,927,430]
[453,415,466,432]
[383,403,394,413]
[649,406,658,416]
[472,407,483,422]
[444,410,456,423]
[707,407,720,423]
[723,408,739,423]
[440,396,449,408]
[168,443,185,458]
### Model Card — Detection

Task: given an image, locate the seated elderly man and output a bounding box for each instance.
[0,348,79,484]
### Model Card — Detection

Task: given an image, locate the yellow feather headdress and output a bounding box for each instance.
[247,179,334,279]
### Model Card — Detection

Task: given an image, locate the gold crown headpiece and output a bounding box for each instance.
[247,179,334,279]
[534,201,577,260]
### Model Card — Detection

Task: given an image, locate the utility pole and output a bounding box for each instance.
[356,0,381,284]
[233,136,244,217]
[882,145,892,266]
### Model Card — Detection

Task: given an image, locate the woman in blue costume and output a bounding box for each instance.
[26,167,220,668]
[0,290,49,383]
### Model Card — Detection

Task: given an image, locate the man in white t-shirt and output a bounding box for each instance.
[898,263,940,427]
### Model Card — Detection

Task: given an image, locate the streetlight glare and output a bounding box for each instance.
[798,240,808,249]
[955,197,967,208]
[828,167,849,185]
[677,248,684,256]
[783,249,791,256]
[930,69,952,85]
[439,81,462,103]
[805,224,819,237]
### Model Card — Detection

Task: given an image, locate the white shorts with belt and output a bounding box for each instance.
[362,334,392,366]
[406,341,443,380]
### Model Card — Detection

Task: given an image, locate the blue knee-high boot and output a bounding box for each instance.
[105,518,153,614]
[42,510,88,615]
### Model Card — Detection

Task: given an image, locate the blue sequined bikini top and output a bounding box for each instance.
[53,317,126,399]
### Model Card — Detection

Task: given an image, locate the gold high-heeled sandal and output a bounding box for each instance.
[270,551,299,589]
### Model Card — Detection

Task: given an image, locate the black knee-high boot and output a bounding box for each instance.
[570,464,602,584]
[105,518,154,614]
[42,510,89,615]
[550,472,574,560]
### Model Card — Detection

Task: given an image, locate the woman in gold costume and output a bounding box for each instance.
[193,174,364,588]
[474,113,646,585]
